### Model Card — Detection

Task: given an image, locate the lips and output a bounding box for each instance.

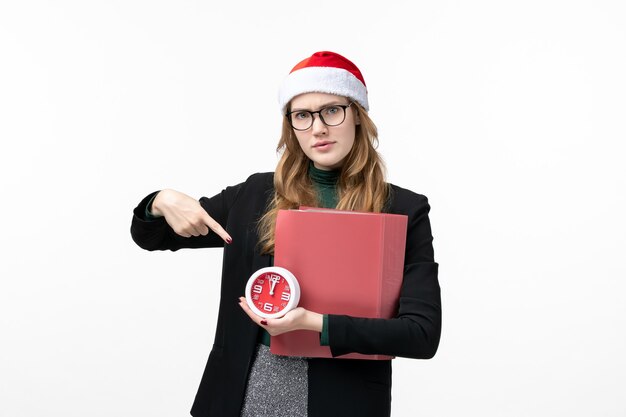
[313,141,335,148]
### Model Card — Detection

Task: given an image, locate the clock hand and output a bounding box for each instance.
[269,276,279,295]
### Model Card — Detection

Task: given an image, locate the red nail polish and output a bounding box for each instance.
[260,320,268,325]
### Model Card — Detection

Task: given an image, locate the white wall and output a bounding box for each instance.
[1,1,624,416]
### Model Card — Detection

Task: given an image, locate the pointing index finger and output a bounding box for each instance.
[202,211,232,244]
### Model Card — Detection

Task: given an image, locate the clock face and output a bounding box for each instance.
[245,267,300,319]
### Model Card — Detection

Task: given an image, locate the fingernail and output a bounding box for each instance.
[260,320,268,325]
[226,237,232,244]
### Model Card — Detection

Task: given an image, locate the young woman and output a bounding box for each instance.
[131,51,441,417]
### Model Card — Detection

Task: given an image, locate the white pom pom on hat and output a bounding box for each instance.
[278,51,369,113]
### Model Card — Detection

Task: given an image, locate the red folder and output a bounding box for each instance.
[271,207,408,360]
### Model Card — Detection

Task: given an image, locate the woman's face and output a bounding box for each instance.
[289,92,359,171]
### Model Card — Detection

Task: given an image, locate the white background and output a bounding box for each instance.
[1,1,625,416]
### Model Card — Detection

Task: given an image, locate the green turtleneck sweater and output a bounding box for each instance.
[308,162,340,209]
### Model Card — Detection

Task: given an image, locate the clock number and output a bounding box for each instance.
[252,284,262,294]
[263,302,273,312]
[280,291,290,301]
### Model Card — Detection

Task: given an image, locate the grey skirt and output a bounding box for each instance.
[240,344,308,417]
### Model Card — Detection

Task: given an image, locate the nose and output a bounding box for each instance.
[310,113,328,135]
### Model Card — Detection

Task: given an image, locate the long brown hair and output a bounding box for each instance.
[257,101,389,254]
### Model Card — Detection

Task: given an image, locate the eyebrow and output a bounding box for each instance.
[290,101,349,112]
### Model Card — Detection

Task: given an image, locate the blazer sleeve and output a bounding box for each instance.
[130,181,246,252]
[326,192,442,359]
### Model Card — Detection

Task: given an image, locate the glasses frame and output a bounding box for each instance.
[286,102,353,131]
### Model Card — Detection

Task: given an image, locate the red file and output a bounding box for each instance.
[271,207,408,360]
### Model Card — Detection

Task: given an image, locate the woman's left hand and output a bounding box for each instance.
[238,297,323,336]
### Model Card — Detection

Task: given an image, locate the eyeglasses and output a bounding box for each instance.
[286,102,353,131]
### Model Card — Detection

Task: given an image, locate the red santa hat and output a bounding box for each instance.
[278,51,369,112]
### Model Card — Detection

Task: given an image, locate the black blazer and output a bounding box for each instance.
[130,172,441,417]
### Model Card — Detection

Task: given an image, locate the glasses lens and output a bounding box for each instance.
[290,111,312,130]
[320,106,346,126]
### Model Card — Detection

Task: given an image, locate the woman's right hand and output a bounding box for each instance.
[151,189,232,243]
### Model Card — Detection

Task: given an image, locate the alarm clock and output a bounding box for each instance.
[244,266,300,319]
